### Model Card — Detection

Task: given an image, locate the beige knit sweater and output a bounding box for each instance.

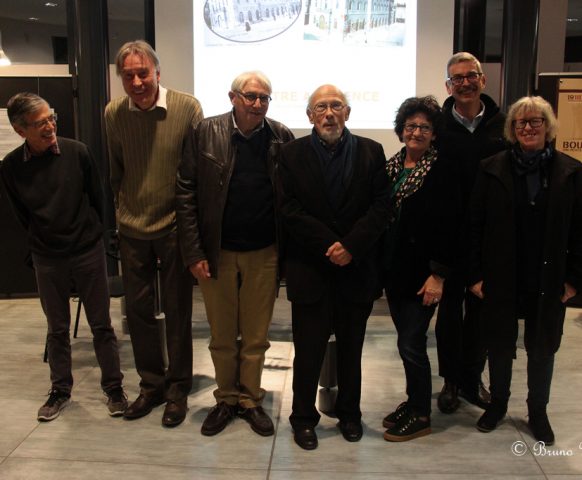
[105,89,203,239]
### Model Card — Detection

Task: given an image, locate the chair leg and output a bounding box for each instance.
[73,299,82,338]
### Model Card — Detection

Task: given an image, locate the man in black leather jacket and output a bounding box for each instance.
[176,71,294,437]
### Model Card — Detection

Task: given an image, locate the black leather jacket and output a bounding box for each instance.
[176,111,294,278]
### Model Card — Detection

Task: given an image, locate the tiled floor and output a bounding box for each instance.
[1,288,582,479]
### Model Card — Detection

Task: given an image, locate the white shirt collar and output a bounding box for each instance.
[452,100,485,133]
[128,85,167,112]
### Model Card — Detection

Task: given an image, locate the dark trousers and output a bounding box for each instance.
[387,295,435,417]
[119,229,193,401]
[488,348,554,411]
[435,272,487,391]
[289,292,372,428]
[33,241,123,395]
[488,295,555,411]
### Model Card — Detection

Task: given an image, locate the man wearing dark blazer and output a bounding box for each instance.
[279,84,391,450]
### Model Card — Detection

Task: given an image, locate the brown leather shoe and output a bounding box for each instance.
[437,381,460,414]
[162,398,188,427]
[460,380,491,410]
[123,393,165,420]
[238,406,274,436]
[201,402,236,436]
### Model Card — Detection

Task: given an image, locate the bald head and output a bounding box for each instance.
[307,84,351,146]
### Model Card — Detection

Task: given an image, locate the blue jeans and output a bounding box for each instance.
[387,295,436,417]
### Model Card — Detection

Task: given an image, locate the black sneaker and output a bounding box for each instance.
[106,388,128,417]
[382,402,410,429]
[383,411,431,442]
[37,389,70,421]
[528,413,555,445]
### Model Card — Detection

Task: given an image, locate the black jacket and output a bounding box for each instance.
[384,152,456,298]
[469,150,582,356]
[279,134,391,304]
[176,111,294,278]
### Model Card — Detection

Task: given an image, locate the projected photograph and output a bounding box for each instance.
[304,0,406,46]
[203,0,302,44]
[194,0,417,129]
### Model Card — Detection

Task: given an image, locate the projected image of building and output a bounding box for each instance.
[303,0,406,46]
[203,0,302,43]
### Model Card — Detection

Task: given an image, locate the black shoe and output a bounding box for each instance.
[238,406,274,436]
[293,426,318,450]
[382,402,410,429]
[476,405,506,432]
[338,420,363,442]
[528,413,555,445]
[162,398,188,427]
[437,381,460,414]
[123,394,165,420]
[383,411,431,442]
[459,381,491,410]
[201,402,236,436]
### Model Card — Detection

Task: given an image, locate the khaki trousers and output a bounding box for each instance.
[199,244,277,407]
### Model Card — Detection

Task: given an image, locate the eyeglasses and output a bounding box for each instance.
[513,117,545,129]
[235,91,272,105]
[403,123,432,134]
[447,72,483,86]
[29,113,58,129]
[311,102,347,114]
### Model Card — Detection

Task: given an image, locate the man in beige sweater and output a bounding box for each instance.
[105,40,203,427]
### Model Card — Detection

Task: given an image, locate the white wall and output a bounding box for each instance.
[154,0,194,95]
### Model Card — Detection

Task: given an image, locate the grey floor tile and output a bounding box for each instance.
[0,458,267,479]
[1,292,581,478]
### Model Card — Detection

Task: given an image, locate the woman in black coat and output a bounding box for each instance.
[469,96,582,445]
[382,96,456,442]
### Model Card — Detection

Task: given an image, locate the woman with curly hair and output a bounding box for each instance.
[382,96,457,442]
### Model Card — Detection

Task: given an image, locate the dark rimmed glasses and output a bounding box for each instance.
[447,72,483,86]
[513,117,545,130]
[235,91,272,105]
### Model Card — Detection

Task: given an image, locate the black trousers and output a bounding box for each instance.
[119,229,193,401]
[388,295,436,417]
[289,289,372,429]
[435,272,487,391]
[33,241,123,395]
[488,294,556,411]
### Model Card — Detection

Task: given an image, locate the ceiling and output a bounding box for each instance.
[0,0,143,25]
[0,0,581,35]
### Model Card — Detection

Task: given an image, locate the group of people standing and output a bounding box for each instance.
[1,41,581,453]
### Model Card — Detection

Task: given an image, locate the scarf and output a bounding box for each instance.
[386,145,438,223]
[310,127,357,211]
[511,142,553,204]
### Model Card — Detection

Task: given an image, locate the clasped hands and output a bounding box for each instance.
[326,241,352,266]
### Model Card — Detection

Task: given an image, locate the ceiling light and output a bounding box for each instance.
[28,17,40,21]
[45,2,58,6]
[566,18,579,22]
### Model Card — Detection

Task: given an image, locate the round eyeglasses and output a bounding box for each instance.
[311,102,347,114]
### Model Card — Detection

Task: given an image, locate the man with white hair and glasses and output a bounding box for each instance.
[176,71,293,437]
